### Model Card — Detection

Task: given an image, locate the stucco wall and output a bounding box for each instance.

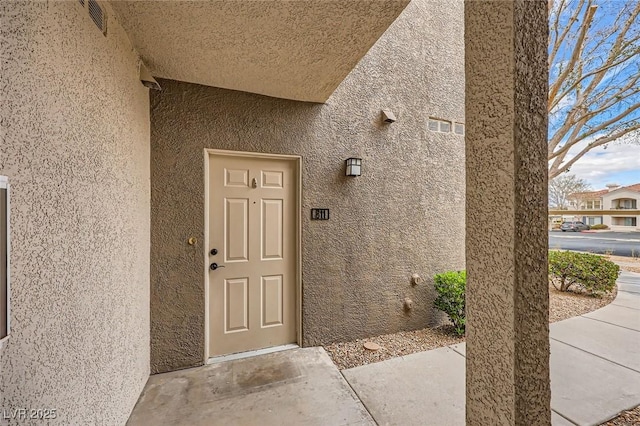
[602,190,640,230]
[465,0,551,422]
[0,2,149,424]
[110,0,410,103]
[150,0,465,373]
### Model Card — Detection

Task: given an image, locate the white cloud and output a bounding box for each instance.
[566,140,640,188]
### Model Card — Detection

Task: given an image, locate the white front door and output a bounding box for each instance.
[208,153,298,357]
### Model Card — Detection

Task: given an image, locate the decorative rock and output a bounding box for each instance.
[363,342,380,351]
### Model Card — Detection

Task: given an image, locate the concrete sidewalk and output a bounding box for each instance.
[343,271,640,426]
[128,272,639,425]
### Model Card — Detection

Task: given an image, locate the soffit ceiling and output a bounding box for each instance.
[110,1,410,103]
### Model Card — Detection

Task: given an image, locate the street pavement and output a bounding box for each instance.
[549,231,640,257]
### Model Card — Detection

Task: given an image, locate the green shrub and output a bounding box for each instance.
[433,270,466,335]
[548,251,619,296]
[590,224,609,230]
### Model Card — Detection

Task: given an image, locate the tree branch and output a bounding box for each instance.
[549,0,585,68]
[548,0,640,179]
[549,53,639,113]
[550,124,640,178]
[549,1,597,104]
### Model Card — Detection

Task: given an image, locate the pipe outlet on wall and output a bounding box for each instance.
[404,298,414,310]
[411,273,422,286]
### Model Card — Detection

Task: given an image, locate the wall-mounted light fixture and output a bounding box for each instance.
[345,158,362,177]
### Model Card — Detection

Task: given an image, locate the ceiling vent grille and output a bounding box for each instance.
[88,0,107,35]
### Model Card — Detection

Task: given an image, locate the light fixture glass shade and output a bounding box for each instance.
[345,158,362,176]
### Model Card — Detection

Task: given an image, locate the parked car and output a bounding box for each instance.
[560,221,591,232]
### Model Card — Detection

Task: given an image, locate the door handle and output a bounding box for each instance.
[210,263,225,271]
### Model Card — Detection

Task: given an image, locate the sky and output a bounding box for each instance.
[567,137,640,189]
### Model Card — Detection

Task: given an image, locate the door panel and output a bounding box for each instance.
[225,198,249,262]
[262,170,283,188]
[209,153,297,357]
[262,199,283,260]
[261,275,283,327]
[225,169,249,187]
[225,278,249,332]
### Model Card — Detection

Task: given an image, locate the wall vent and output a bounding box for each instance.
[78,0,85,6]
[88,0,107,35]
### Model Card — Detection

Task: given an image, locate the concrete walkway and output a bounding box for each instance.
[343,271,640,426]
[127,347,373,426]
[128,272,639,425]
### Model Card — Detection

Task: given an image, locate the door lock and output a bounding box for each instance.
[210,262,225,271]
[210,248,218,256]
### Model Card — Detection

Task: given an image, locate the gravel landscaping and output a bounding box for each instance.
[549,282,617,323]
[601,405,640,425]
[324,259,631,371]
[606,254,640,274]
[324,257,638,424]
[324,287,614,370]
[324,325,464,370]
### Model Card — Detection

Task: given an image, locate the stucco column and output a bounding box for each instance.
[465,1,550,424]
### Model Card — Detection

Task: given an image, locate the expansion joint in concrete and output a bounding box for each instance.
[552,409,579,425]
[339,371,379,426]
[580,315,640,333]
[550,337,640,375]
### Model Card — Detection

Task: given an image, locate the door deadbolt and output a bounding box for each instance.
[210,248,218,256]
[210,263,225,271]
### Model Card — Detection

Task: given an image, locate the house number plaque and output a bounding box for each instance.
[311,209,330,220]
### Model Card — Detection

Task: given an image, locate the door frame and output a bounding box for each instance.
[203,149,302,362]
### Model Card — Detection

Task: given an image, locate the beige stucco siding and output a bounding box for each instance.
[110,0,410,103]
[0,2,150,424]
[150,0,465,373]
[601,190,640,230]
[465,0,551,421]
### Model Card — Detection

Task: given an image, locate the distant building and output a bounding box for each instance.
[568,183,640,230]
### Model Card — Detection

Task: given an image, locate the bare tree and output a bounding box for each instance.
[549,174,591,209]
[548,0,640,179]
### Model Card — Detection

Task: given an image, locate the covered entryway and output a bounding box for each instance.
[206,151,300,358]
